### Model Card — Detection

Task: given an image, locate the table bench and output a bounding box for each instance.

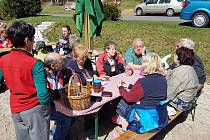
[116,109,183,140]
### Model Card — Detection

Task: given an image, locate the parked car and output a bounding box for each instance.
[180,0,210,28]
[134,0,183,16]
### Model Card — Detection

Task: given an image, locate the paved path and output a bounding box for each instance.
[40,13,188,22]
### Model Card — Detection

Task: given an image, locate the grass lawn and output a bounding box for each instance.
[41,4,74,15]
[119,0,142,10]
[6,16,210,75]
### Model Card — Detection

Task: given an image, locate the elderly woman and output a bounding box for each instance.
[116,53,168,133]
[167,47,199,111]
[96,41,125,79]
[65,44,93,85]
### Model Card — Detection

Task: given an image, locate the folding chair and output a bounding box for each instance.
[190,98,198,121]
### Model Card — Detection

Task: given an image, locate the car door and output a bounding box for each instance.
[144,0,159,13]
[157,0,171,13]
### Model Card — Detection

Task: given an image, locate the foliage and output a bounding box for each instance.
[1,0,42,19]
[0,0,4,19]
[5,16,210,75]
[103,3,121,21]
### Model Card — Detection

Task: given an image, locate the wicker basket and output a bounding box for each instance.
[61,73,91,110]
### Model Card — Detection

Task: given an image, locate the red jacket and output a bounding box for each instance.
[0,35,12,48]
[0,50,40,113]
[96,50,125,76]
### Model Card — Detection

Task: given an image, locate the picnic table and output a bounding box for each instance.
[54,70,140,140]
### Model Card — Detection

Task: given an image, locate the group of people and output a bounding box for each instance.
[0,21,206,140]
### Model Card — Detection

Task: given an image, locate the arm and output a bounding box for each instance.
[197,84,204,93]
[33,60,51,105]
[167,72,183,101]
[124,49,142,70]
[193,56,206,92]
[127,63,143,70]
[119,79,144,103]
[96,54,106,76]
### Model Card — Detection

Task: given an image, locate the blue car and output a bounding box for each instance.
[180,0,210,27]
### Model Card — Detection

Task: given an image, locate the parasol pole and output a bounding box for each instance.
[84,12,93,55]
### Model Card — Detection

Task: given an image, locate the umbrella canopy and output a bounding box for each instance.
[75,0,104,38]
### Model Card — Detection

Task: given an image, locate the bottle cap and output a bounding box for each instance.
[93,79,101,85]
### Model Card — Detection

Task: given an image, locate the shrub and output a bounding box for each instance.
[103,3,121,21]
[1,0,42,19]
[0,1,4,19]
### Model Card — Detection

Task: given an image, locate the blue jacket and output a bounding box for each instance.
[127,101,168,133]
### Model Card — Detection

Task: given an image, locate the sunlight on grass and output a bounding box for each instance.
[119,0,142,10]
[41,5,74,15]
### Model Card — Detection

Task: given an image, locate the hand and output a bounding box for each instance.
[125,65,133,76]
[173,54,179,65]
[59,39,67,44]
[118,80,129,88]
[99,75,110,81]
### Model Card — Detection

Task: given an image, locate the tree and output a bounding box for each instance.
[2,0,42,19]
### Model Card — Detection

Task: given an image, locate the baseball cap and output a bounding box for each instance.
[178,38,195,50]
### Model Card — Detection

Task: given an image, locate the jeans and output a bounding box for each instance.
[176,98,193,111]
[12,104,50,140]
[50,105,73,140]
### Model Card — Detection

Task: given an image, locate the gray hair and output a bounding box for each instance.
[133,38,144,48]
[44,52,63,68]
[179,38,195,50]
[104,40,117,50]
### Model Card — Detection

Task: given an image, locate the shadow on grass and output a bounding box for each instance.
[179,21,193,27]
[179,21,210,28]
[135,13,180,17]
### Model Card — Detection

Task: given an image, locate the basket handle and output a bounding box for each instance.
[68,72,82,95]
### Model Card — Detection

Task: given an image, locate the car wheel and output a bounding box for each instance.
[136,8,143,16]
[166,9,175,16]
[192,12,209,28]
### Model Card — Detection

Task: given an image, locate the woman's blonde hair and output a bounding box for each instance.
[72,44,89,61]
[142,53,162,75]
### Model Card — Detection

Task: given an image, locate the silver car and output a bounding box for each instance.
[134,0,183,16]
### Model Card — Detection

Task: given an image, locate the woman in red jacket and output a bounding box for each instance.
[96,41,125,79]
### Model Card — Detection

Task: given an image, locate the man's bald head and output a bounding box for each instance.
[44,53,63,70]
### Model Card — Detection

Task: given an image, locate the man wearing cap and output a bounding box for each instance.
[169,38,206,96]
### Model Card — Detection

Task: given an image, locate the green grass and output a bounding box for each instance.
[119,0,142,10]
[41,4,74,15]
[6,16,210,75]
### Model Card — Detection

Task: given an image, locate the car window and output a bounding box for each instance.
[146,0,158,4]
[159,0,171,3]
